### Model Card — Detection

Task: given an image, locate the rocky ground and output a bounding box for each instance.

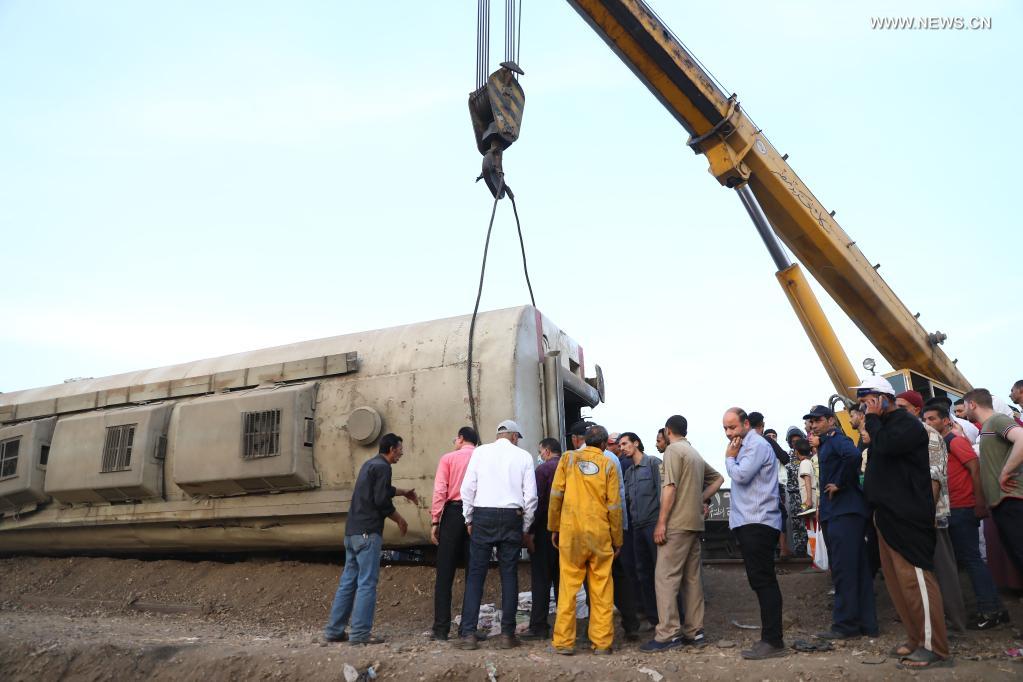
[1,555,1021,680]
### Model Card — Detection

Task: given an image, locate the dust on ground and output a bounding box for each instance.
[1,555,1021,681]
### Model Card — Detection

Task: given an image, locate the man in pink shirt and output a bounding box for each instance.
[429,426,479,641]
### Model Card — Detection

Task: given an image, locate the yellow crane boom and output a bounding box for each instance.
[567,0,970,394]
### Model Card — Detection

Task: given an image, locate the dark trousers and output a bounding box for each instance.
[865,521,882,578]
[735,523,784,647]
[948,507,1003,614]
[620,527,644,616]
[433,502,470,637]
[633,523,685,625]
[633,524,659,623]
[611,548,640,634]
[459,507,522,637]
[991,497,1023,576]
[821,514,878,636]
[528,525,559,634]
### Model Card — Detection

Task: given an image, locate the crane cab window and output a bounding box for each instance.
[884,369,963,403]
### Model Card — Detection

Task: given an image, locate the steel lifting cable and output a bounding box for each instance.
[467,0,535,435]
[465,178,536,436]
[509,192,535,307]
[516,0,522,67]
[505,0,514,63]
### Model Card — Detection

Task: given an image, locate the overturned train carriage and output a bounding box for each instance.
[0,306,601,555]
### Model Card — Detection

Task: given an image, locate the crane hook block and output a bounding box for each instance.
[469,62,525,199]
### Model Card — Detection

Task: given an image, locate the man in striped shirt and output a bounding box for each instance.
[723,407,786,660]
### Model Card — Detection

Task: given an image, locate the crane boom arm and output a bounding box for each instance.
[568,0,970,391]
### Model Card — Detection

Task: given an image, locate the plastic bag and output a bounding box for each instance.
[811,525,829,571]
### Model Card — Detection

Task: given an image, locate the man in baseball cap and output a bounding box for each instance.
[802,405,835,421]
[850,376,896,397]
[496,419,522,436]
[857,379,950,667]
[803,403,876,640]
[456,420,537,650]
[607,432,622,457]
[895,392,968,633]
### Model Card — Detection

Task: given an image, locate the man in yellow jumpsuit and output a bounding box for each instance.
[548,424,624,654]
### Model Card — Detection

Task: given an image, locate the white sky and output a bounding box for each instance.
[1,1,1020,472]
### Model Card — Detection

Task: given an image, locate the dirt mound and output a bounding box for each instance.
[0,556,524,634]
[1,557,1021,680]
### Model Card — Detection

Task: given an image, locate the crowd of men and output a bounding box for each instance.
[320,377,1023,671]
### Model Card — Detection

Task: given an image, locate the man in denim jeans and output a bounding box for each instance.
[455,420,538,650]
[323,433,418,645]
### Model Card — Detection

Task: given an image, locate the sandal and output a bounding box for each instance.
[896,648,953,670]
[888,643,912,657]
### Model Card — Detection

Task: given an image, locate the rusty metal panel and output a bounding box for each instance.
[169,375,212,398]
[56,392,98,414]
[281,358,326,381]
[325,352,358,376]
[246,364,284,385]
[212,369,247,392]
[97,387,129,407]
[129,382,170,402]
[16,399,56,420]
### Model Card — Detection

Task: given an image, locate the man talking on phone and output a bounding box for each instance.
[856,376,950,670]
[722,407,786,660]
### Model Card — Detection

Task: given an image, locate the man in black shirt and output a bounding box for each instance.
[324,433,418,645]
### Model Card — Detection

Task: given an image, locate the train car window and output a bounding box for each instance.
[101,424,136,473]
[0,438,20,479]
[242,409,281,459]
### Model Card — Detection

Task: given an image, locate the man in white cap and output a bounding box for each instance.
[855,375,950,670]
[456,420,538,650]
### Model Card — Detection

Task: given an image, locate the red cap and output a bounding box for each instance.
[896,390,924,411]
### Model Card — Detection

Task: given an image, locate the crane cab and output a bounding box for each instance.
[883,369,964,404]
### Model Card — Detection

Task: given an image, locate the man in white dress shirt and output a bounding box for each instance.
[455,419,538,650]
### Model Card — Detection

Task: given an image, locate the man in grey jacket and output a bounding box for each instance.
[621,432,662,627]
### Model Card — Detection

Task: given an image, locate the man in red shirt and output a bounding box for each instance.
[922,406,1006,629]
[429,426,479,641]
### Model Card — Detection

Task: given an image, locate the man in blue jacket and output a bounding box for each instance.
[805,405,878,639]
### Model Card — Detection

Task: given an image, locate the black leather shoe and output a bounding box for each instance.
[518,630,549,641]
[499,634,520,649]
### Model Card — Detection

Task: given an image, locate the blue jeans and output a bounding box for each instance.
[459,507,522,637]
[324,532,383,642]
[948,507,1003,614]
